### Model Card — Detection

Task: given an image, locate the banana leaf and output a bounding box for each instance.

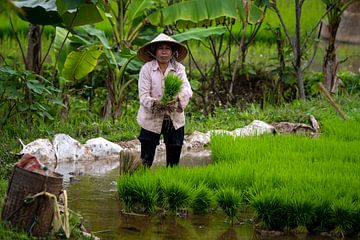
[147,0,245,27]
[9,0,103,26]
[172,26,227,42]
[62,45,103,80]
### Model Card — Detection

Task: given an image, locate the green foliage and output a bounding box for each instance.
[62,45,103,81]
[0,66,61,129]
[10,0,103,26]
[0,222,33,240]
[161,73,182,104]
[338,71,360,93]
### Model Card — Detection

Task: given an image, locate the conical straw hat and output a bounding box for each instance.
[137,33,188,62]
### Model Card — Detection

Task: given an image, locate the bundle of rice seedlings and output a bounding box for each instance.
[306,199,334,233]
[191,184,213,215]
[216,187,242,225]
[162,181,191,213]
[161,73,182,104]
[251,191,287,230]
[119,149,141,175]
[332,198,357,237]
[117,174,158,213]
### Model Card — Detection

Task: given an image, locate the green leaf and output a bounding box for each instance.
[10,0,103,26]
[80,25,111,49]
[26,80,44,94]
[61,4,103,27]
[172,26,227,42]
[54,27,74,73]
[62,45,103,80]
[56,0,85,14]
[147,0,244,27]
[126,0,155,24]
[10,0,62,25]
[249,4,262,24]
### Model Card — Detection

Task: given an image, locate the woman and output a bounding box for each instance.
[136,33,193,167]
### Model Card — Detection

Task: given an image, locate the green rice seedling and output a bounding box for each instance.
[321,118,360,141]
[190,184,214,215]
[286,196,314,231]
[117,172,158,213]
[161,180,192,214]
[306,199,334,233]
[161,73,182,104]
[354,204,360,235]
[331,198,357,237]
[251,191,287,231]
[216,187,242,225]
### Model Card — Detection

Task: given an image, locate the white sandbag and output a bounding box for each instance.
[19,139,56,165]
[53,134,87,162]
[84,137,123,161]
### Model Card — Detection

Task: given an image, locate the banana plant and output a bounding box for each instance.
[147,0,266,105]
[7,0,104,120]
[97,0,159,49]
[54,24,140,119]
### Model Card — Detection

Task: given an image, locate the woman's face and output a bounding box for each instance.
[155,43,173,64]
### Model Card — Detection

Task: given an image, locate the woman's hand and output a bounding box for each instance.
[152,100,166,114]
[166,99,177,112]
[166,98,183,113]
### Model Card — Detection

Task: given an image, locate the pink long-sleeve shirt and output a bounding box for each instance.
[137,59,193,134]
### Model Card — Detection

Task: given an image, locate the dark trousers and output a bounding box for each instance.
[139,117,184,167]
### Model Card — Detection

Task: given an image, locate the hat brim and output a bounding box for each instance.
[137,36,188,62]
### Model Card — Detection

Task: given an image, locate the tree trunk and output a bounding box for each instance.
[60,94,70,121]
[323,23,339,92]
[322,13,341,92]
[26,24,42,74]
[24,24,42,105]
[294,0,306,99]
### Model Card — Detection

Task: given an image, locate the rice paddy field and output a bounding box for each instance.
[117,118,360,237]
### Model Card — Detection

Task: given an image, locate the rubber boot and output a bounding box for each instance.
[140,141,157,168]
[166,145,182,167]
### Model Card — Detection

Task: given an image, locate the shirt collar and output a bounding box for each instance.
[151,59,176,72]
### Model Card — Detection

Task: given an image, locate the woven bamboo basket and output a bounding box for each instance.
[1,166,63,237]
